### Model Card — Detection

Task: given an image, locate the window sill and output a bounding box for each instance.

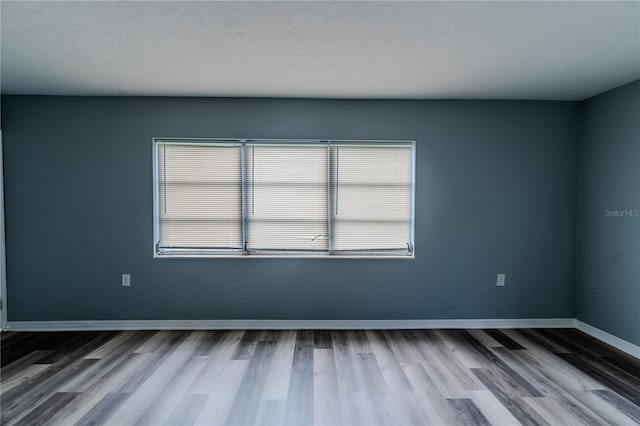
[153,253,415,260]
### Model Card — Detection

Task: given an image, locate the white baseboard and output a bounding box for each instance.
[5,318,575,332]
[576,320,640,359]
[6,317,637,360]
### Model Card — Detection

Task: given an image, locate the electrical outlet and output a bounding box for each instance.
[496,273,505,287]
[122,274,131,287]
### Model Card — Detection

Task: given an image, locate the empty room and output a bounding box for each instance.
[1,1,639,425]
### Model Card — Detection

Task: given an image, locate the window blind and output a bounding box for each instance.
[157,143,243,251]
[153,139,414,257]
[246,143,328,252]
[330,145,413,253]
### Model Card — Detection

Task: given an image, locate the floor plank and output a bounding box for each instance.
[447,397,491,425]
[283,343,314,425]
[12,391,78,426]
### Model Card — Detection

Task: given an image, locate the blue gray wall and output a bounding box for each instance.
[576,80,640,346]
[1,96,578,321]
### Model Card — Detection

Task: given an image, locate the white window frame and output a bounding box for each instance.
[152,137,416,259]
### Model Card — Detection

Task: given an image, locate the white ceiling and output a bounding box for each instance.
[1,1,639,100]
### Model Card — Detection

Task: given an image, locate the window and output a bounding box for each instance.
[153,138,415,257]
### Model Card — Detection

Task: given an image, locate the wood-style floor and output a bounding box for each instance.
[1,328,639,426]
